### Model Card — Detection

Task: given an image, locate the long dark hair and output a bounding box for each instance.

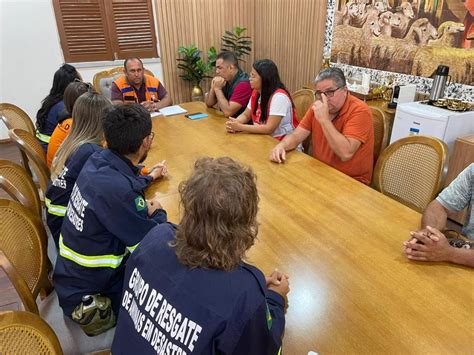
[252,59,293,124]
[36,64,80,130]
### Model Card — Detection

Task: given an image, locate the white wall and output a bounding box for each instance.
[0,0,164,140]
[0,0,64,140]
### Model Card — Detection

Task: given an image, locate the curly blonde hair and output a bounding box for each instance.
[172,157,259,271]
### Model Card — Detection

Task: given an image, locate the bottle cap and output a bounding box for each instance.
[436,65,449,76]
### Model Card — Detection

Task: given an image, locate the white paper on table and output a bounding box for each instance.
[150,112,163,118]
[158,105,187,116]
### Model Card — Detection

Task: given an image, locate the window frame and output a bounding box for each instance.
[52,0,159,63]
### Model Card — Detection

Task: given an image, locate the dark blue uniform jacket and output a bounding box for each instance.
[53,149,167,316]
[112,223,286,354]
[46,143,102,248]
[36,100,67,151]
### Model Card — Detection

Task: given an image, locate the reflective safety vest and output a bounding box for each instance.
[250,89,299,141]
[113,75,160,102]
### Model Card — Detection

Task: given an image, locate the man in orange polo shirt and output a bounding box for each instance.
[270,68,374,185]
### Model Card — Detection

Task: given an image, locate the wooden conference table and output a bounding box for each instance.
[144,102,473,354]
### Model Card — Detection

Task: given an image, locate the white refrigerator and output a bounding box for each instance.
[390,101,474,151]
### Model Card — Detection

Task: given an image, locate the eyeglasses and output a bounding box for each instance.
[314,87,342,99]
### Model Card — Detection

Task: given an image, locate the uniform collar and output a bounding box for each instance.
[106,149,141,176]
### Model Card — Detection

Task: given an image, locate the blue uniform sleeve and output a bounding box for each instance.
[94,188,167,250]
[149,208,167,223]
[266,290,286,344]
[230,290,286,355]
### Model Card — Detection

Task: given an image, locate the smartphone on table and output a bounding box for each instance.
[185,112,208,120]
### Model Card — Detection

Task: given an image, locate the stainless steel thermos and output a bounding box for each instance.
[429,65,450,102]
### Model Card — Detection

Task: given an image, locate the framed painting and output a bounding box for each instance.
[330,0,474,85]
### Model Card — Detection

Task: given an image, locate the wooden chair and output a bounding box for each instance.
[0,103,36,135]
[93,66,154,99]
[370,106,389,165]
[0,160,42,217]
[0,103,36,175]
[292,89,315,121]
[8,128,50,196]
[373,136,448,213]
[0,198,115,352]
[291,89,315,155]
[0,199,52,314]
[0,310,63,354]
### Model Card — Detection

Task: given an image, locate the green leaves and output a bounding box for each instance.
[207,46,217,68]
[176,44,214,85]
[221,26,252,62]
[176,25,253,85]
[234,26,246,37]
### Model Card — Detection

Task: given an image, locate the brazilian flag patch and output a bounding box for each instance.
[134,196,146,211]
[266,303,273,330]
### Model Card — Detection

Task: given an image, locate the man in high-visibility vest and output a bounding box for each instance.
[111,57,172,112]
[53,104,169,335]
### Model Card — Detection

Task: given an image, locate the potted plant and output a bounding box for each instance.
[176,45,216,101]
[221,26,252,62]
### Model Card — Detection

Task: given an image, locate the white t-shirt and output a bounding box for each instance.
[247,92,295,138]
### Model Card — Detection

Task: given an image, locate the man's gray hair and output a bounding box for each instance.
[314,67,346,88]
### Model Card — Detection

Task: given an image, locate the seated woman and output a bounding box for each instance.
[46,90,112,248]
[112,157,289,354]
[36,64,81,151]
[46,81,91,168]
[225,59,298,141]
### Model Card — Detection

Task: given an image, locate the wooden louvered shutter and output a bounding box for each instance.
[105,0,158,60]
[53,0,158,62]
[53,0,114,62]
